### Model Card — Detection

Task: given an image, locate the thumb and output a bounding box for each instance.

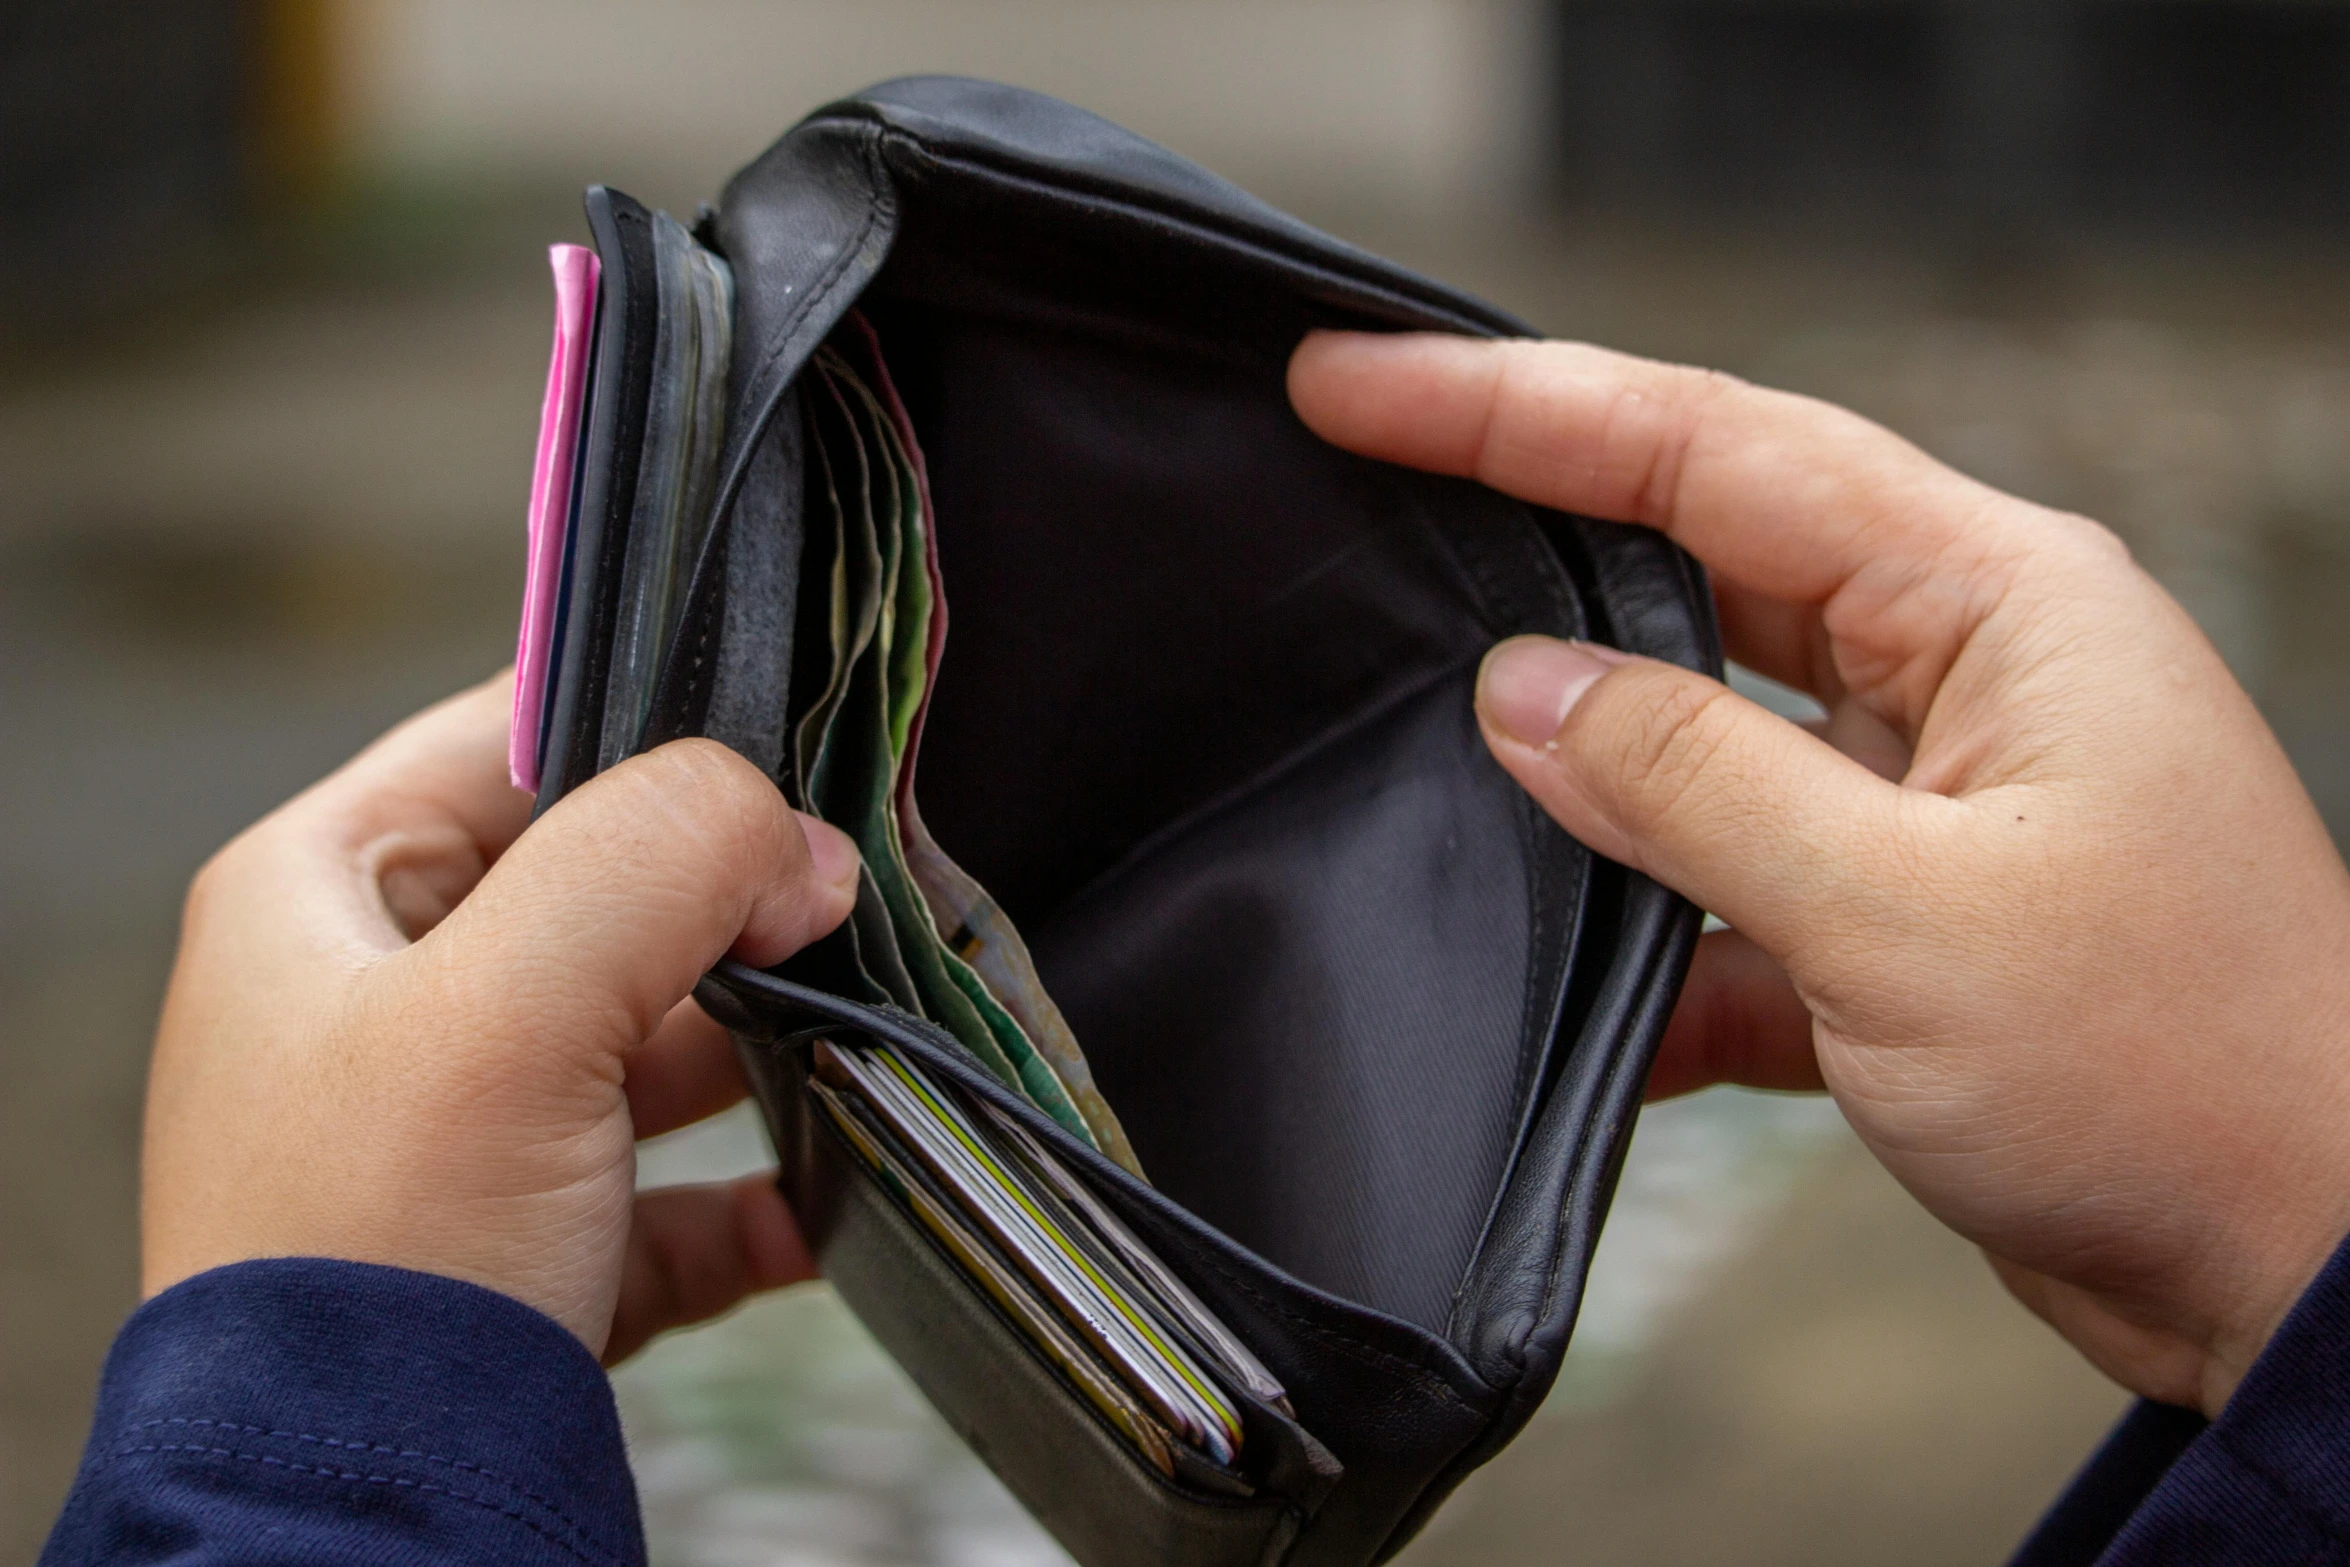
[1476,636,1906,955]
[413,738,860,1061]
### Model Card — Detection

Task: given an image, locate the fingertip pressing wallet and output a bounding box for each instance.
[518,76,1718,1567]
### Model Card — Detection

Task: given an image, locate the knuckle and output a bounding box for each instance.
[614,740,782,832]
[182,846,232,922]
[181,824,265,927]
[2037,505,2135,568]
[1612,364,1746,526]
[1593,673,1745,830]
[637,736,763,801]
[623,740,798,879]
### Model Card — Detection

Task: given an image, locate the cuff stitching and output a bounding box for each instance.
[95,1429,624,1567]
[2201,1426,2349,1554]
[107,1416,572,1520]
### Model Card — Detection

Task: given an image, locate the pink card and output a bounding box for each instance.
[510,243,600,791]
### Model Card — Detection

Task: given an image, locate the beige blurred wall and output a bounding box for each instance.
[338,0,1551,217]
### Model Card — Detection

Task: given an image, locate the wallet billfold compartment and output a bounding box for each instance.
[526,76,1718,1567]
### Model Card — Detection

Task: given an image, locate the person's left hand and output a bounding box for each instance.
[141,673,860,1364]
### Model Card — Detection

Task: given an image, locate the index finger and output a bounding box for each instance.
[1286,331,2026,608]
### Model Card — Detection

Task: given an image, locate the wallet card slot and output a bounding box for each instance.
[806,1096,1319,1567]
[811,1036,1247,1466]
[809,1073,1206,1482]
[701,966,1495,1444]
[715,970,1482,1567]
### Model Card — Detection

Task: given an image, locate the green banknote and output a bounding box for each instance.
[792,323,1142,1177]
[825,356,1099,1131]
[805,352,1018,1086]
[829,323,1145,1178]
[895,802,1144,1177]
[800,344,1094,1146]
[795,358,920,1016]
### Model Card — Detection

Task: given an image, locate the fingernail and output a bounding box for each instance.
[798,815,861,887]
[1478,637,1624,747]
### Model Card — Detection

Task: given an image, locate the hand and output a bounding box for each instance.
[141,674,859,1364]
[1291,332,2350,1419]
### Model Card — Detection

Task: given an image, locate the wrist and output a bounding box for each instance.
[2199,1211,2350,1417]
[1993,1242,2332,1421]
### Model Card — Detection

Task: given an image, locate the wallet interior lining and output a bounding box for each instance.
[846,297,1589,1332]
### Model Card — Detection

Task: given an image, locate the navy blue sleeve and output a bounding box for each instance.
[2012,1229,2350,1565]
[40,1258,645,1567]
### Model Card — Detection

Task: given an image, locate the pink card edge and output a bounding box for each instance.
[510,243,600,791]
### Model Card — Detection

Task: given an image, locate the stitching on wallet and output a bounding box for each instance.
[1447,786,1556,1348]
[92,1438,621,1567]
[676,126,891,740]
[1442,518,1588,1343]
[1529,940,1664,1338]
[721,125,895,514]
[1411,504,1586,1344]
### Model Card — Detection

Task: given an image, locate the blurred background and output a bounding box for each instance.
[15,0,2350,1560]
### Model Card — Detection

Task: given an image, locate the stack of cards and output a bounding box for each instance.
[513,188,1281,1485]
[809,1040,1285,1483]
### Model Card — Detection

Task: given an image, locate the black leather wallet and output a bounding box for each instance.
[532,76,1718,1567]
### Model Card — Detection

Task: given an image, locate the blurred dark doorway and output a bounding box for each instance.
[1550,0,2350,230]
[0,0,336,341]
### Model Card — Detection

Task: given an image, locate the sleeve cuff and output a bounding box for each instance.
[41,1258,645,1567]
[2014,1227,2350,1564]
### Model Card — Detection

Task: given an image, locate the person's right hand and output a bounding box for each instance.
[1290,332,2350,1421]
